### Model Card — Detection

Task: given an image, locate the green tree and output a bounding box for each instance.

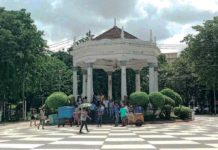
[51,51,73,68]
[183,17,218,90]
[0,8,46,106]
[27,55,73,107]
[182,17,218,112]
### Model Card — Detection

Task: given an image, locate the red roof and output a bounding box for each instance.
[94,26,138,40]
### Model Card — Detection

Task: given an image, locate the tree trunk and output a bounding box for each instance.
[213,83,216,115]
[22,80,26,120]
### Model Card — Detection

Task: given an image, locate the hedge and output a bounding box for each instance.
[174,106,192,120]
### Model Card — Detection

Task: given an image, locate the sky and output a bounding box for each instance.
[1,0,218,53]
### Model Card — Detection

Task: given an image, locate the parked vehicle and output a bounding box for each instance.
[128,113,144,126]
[57,106,75,127]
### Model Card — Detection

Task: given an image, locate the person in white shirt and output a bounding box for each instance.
[79,108,91,134]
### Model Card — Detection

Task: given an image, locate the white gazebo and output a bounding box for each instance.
[71,24,160,102]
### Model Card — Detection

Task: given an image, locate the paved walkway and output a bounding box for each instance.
[0,116,218,150]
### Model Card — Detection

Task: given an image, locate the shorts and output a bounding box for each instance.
[121,116,127,120]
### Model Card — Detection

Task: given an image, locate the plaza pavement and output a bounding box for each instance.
[0,116,218,150]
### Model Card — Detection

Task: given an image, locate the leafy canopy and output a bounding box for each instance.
[183,17,218,87]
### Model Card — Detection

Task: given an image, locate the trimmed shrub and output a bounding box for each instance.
[180,106,192,120]
[163,95,175,107]
[149,92,165,109]
[160,88,175,99]
[174,107,181,116]
[45,92,69,109]
[174,92,183,105]
[68,94,75,105]
[129,92,149,106]
[160,88,182,106]
[174,106,192,120]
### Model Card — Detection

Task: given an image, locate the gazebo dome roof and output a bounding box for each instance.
[94,26,138,40]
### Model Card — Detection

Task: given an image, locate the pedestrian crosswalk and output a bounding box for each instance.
[0,116,218,149]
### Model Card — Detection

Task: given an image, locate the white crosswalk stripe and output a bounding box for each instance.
[139,135,175,138]
[148,140,200,144]
[105,138,144,141]
[0,144,43,149]
[19,137,63,141]
[50,141,104,145]
[102,144,156,149]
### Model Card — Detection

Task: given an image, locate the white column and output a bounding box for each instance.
[90,67,93,99]
[148,63,155,93]
[135,70,141,91]
[73,67,78,100]
[87,63,93,102]
[107,71,113,100]
[154,66,158,92]
[150,29,153,43]
[82,70,87,98]
[121,61,127,100]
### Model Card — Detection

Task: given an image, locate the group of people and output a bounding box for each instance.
[29,94,143,133]
[29,107,46,129]
[74,94,143,133]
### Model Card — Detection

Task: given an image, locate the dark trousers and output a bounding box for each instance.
[91,110,95,122]
[80,121,89,133]
[115,114,119,126]
[97,115,102,126]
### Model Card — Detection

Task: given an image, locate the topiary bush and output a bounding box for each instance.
[160,88,182,106]
[149,92,165,109]
[174,106,192,120]
[174,92,183,105]
[45,92,69,109]
[180,106,192,120]
[163,95,175,107]
[68,94,75,105]
[129,92,149,106]
[174,106,181,116]
[160,88,175,99]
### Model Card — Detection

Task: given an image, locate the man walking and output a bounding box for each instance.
[114,102,120,127]
[37,107,46,129]
[97,104,104,127]
[79,108,91,134]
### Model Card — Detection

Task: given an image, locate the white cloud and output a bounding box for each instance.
[0,0,218,52]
